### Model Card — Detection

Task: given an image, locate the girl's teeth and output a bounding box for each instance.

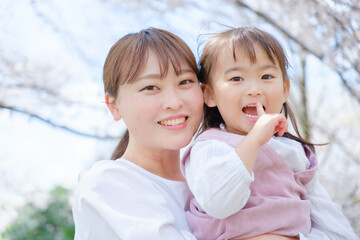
[245,113,258,119]
[160,117,185,126]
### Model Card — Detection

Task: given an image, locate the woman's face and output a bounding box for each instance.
[115,50,204,153]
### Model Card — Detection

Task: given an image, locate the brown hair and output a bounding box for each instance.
[103,28,199,160]
[199,26,316,151]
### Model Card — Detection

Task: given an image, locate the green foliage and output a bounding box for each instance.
[1,186,75,240]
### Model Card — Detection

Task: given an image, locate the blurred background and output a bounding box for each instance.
[1,0,359,239]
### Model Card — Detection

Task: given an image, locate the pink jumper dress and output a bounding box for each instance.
[181,129,317,240]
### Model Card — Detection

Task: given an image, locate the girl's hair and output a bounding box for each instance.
[103,28,199,160]
[199,26,316,151]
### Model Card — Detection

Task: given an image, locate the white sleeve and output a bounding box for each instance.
[73,166,196,240]
[184,139,254,219]
[305,174,359,240]
[268,137,309,171]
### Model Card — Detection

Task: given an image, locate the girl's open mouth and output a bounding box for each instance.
[242,104,265,119]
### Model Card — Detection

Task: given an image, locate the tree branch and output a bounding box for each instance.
[312,122,360,164]
[234,0,324,59]
[0,103,118,140]
[29,0,93,65]
[234,0,360,103]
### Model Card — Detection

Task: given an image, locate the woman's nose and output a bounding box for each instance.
[162,87,183,110]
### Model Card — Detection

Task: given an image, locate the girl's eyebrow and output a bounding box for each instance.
[224,64,279,75]
[258,64,279,71]
[224,66,245,75]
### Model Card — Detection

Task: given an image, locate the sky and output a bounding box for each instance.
[1,0,359,233]
[0,0,221,230]
[0,0,245,194]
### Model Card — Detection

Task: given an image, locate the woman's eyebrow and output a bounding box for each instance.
[137,68,195,81]
[180,69,195,74]
[137,73,162,81]
[224,64,279,75]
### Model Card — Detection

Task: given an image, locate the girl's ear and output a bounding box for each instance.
[283,78,291,101]
[202,84,217,107]
[105,93,122,121]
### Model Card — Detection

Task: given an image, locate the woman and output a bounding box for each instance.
[72,28,203,239]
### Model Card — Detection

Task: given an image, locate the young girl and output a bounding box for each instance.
[72,28,204,239]
[181,27,358,240]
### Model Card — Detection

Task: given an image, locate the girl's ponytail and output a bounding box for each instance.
[111,130,129,160]
[282,102,317,153]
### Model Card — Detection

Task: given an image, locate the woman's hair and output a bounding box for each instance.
[103,28,199,160]
[199,26,316,151]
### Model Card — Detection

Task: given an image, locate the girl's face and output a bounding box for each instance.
[112,50,203,153]
[204,44,290,135]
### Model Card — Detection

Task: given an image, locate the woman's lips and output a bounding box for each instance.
[158,116,187,126]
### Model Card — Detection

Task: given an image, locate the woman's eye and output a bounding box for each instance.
[141,85,159,91]
[231,76,243,82]
[179,79,194,85]
[262,74,273,80]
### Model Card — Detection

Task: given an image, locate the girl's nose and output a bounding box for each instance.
[162,88,183,110]
[246,82,263,96]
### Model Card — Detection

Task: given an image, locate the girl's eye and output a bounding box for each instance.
[141,85,159,91]
[179,79,194,85]
[262,74,273,80]
[230,76,243,82]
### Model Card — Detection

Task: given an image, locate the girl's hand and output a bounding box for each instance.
[235,102,288,174]
[248,102,288,147]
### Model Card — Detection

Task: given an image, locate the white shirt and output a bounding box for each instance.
[73,159,196,240]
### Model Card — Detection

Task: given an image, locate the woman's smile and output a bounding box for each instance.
[158,115,188,127]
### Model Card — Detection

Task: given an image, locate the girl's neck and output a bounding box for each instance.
[122,144,185,181]
[217,124,248,136]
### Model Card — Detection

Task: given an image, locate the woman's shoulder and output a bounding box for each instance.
[79,159,138,181]
[75,159,157,198]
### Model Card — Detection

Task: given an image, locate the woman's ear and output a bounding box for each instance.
[202,84,217,107]
[105,93,122,121]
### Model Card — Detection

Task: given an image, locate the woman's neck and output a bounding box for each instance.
[122,144,185,181]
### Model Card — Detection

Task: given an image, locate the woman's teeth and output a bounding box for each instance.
[159,117,186,126]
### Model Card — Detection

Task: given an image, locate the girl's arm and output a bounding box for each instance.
[185,139,254,219]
